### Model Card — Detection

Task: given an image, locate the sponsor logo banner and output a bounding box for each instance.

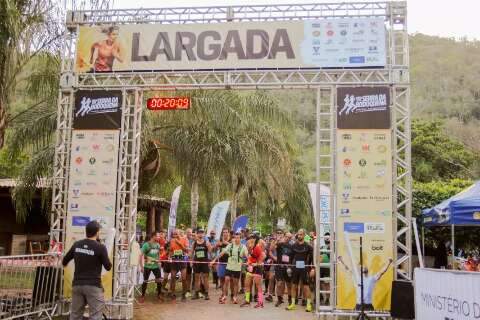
[64,129,120,298]
[207,201,231,241]
[337,87,391,129]
[73,90,122,130]
[336,129,393,311]
[415,268,480,320]
[75,18,386,72]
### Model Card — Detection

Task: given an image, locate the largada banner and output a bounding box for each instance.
[75,18,386,72]
[415,268,480,320]
[335,86,394,311]
[64,90,122,298]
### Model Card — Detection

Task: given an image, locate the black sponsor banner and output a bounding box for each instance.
[73,90,122,129]
[337,87,390,129]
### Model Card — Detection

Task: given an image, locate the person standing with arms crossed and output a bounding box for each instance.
[62,221,112,320]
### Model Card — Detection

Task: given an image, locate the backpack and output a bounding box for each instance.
[229,244,242,261]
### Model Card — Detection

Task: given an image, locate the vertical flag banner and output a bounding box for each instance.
[308,183,331,237]
[207,201,231,241]
[233,215,249,233]
[167,186,182,240]
[335,87,394,311]
[64,90,123,298]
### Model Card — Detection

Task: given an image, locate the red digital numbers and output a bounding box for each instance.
[146,97,191,111]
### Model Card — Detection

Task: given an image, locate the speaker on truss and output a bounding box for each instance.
[390,280,415,319]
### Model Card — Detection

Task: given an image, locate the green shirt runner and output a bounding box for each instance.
[141,242,160,269]
[223,243,247,272]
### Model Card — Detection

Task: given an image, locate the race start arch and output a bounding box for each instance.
[51,1,410,319]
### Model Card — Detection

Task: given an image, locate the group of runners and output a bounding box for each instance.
[138,227,328,313]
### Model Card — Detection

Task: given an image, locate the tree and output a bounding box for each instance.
[151,90,297,228]
[412,120,476,182]
[0,0,60,148]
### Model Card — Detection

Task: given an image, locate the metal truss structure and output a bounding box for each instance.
[51,1,410,319]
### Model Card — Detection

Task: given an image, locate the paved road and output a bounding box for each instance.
[134,288,317,320]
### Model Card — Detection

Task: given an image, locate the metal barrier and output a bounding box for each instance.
[0,254,61,320]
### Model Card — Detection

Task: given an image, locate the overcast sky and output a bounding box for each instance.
[110,0,478,40]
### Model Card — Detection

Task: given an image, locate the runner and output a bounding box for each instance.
[207,230,219,289]
[139,231,162,303]
[185,228,195,297]
[211,231,247,304]
[216,228,231,298]
[191,229,212,300]
[274,229,292,307]
[158,230,170,292]
[265,234,277,302]
[241,234,266,308]
[286,229,313,312]
[169,229,189,301]
[239,229,248,294]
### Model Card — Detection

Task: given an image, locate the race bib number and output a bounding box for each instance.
[196,251,205,259]
[282,255,290,263]
[247,265,254,273]
[173,249,183,256]
[295,260,305,269]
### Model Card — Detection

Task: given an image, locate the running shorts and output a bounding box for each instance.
[171,257,187,272]
[225,269,241,279]
[162,261,171,274]
[193,262,210,274]
[275,266,292,283]
[143,267,162,281]
[291,267,308,285]
[217,264,227,278]
[245,264,264,276]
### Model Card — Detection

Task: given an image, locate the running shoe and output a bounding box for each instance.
[286,303,296,311]
[219,296,226,304]
[192,293,200,300]
[275,299,283,307]
[137,296,145,304]
[233,297,238,304]
[254,302,264,309]
[204,294,210,301]
[265,295,273,302]
[185,291,192,298]
[240,301,250,307]
[306,303,313,313]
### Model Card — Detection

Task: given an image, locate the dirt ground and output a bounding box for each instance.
[133,288,317,320]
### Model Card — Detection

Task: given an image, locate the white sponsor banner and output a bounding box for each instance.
[167,186,182,240]
[64,130,120,298]
[308,183,331,234]
[75,17,386,72]
[415,268,480,320]
[207,201,231,241]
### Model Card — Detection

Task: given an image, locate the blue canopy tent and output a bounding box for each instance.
[421,181,480,265]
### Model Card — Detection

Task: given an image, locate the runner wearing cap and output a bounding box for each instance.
[241,234,266,308]
[191,229,212,300]
[211,231,247,304]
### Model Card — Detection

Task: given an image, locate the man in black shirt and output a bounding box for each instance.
[286,229,313,312]
[274,229,292,307]
[63,221,112,320]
